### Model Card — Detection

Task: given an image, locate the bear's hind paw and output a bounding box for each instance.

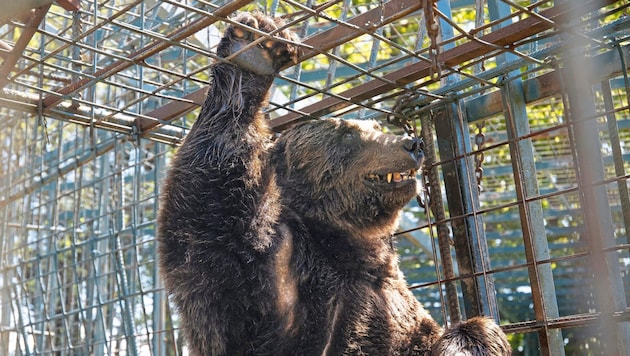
[432,317,512,356]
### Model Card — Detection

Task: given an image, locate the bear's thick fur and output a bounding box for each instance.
[158,12,511,356]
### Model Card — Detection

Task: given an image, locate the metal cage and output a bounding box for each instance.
[0,1,629,355]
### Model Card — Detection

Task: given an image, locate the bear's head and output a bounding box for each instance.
[272,118,424,239]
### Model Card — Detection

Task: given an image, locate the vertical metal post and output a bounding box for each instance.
[434,100,498,321]
[487,3,564,352]
[601,79,630,243]
[436,0,457,87]
[562,2,630,352]
[112,141,139,356]
[0,219,8,356]
[486,0,510,66]
[436,0,454,52]
[88,3,107,354]
[501,79,564,356]
[0,120,17,356]
[94,146,112,355]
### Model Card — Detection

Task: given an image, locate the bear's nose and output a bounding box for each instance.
[403,136,424,163]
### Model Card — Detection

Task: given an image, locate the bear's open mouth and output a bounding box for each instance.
[365,169,417,184]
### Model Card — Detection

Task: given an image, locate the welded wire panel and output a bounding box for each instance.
[0,114,165,354]
[1,0,630,355]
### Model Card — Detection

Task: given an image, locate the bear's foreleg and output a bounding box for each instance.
[157,13,300,356]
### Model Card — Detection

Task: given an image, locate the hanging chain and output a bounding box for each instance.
[419,112,437,214]
[389,92,419,137]
[474,121,486,193]
[423,0,441,80]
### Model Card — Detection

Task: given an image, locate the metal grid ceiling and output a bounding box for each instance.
[0,0,629,355]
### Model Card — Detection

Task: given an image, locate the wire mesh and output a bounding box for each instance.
[0,0,629,355]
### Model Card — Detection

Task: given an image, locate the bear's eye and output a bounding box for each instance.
[343,132,355,140]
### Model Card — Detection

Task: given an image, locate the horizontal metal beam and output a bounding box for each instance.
[0,89,186,144]
[399,15,630,114]
[465,42,630,122]
[0,4,51,90]
[135,88,208,132]
[56,0,80,11]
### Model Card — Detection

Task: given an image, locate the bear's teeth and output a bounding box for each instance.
[392,172,403,183]
[366,170,416,183]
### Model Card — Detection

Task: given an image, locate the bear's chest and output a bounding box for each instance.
[296,275,421,355]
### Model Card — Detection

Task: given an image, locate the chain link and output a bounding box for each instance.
[423,0,441,80]
[474,121,486,193]
[419,158,432,212]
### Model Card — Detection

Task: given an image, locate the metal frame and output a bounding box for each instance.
[1,1,629,355]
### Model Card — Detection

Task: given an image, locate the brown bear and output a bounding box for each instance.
[157,12,511,356]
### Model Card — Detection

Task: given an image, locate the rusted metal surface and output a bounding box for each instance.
[433,102,497,321]
[133,0,618,135]
[502,78,562,356]
[135,87,208,132]
[56,0,80,11]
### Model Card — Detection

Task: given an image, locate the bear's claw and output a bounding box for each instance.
[221,13,300,75]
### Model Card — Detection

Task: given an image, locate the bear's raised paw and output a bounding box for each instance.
[217,12,300,75]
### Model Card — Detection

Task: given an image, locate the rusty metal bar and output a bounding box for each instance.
[0,4,51,90]
[135,88,208,132]
[132,0,614,135]
[420,112,462,325]
[56,0,80,12]
[12,0,145,81]
[0,88,185,144]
